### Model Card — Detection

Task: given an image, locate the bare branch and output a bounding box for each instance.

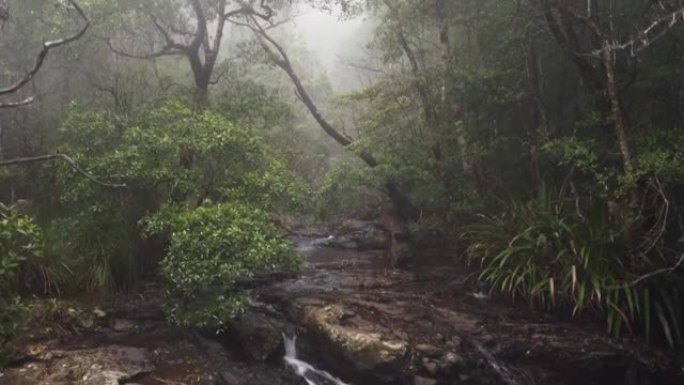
[246,17,354,147]
[0,96,34,109]
[0,0,90,97]
[627,254,684,287]
[150,14,186,50]
[610,7,684,55]
[0,154,127,189]
[225,0,273,21]
[106,37,186,59]
[244,15,420,220]
[107,6,192,60]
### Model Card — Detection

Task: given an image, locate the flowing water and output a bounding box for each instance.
[5,232,682,385]
[283,334,350,385]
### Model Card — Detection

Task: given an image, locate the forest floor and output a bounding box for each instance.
[0,283,302,385]
[2,232,684,385]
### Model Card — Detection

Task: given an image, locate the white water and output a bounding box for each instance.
[283,334,350,385]
[295,235,335,253]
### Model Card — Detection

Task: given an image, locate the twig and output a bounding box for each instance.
[0,96,34,109]
[628,254,684,287]
[0,0,89,97]
[0,154,127,188]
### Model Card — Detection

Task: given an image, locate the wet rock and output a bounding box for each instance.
[219,369,241,385]
[72,346,154,385]
[421,358,439,376]
[45,369,73,384]
[447,336,462,348]
[415,344,443,358]
[231,312,285,362]
[325,220,390,250]
[413,375,438,385]
[304,304,408,372]
[111,319,136,332]
[438,352,467,375]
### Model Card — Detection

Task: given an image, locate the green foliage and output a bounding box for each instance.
[0,205,43,368]
[42,101,304,293]
[465,197,684,346]
[0,297,28,369]
[315,159,383,219]
[0,203,67,295]
[0,204,43,292]
[143,203,301,331]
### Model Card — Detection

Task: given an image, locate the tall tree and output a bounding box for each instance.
[0,0,89,109]
[242,14,421,220]
[106,0,278,106]
[540,0,684,237]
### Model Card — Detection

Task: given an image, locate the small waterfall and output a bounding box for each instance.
[295,235,334,253]
[283,334,350,385]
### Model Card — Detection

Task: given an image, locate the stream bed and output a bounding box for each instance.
[2,234,683,385]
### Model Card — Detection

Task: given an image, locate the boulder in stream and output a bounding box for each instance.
[230,311,286,362]
[304,304,409,374]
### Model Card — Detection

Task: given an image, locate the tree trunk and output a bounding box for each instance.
[602,43,637,240]
[253,28,420,221]
[525,43,548,198]
[435,0,479,198]
[602,44,632,175]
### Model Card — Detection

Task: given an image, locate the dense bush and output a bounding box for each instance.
[0,297,27,368]
[0,204,43,367]
[465,197,684,346]
[143,203,301,330]
[37,101,304,293]
[315,160,383,219]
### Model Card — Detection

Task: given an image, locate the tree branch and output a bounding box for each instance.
[608,6,684,56]
[627,254,684,287]
[0,96,34,109]
[0,0,89,97]
[245,16,420,220]
[225,0,273,21]
[0,154,127,189]
[106,37,187,59]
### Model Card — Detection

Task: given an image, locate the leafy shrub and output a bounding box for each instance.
[44,101,303,293]
[0,204,44,368]
[1,204,42,290]
[464,198,684,346]
[0,203,69,294]
[0,297,28,368]
[46,213,137,292]
[315,160,383,219]
[143,203,301,331]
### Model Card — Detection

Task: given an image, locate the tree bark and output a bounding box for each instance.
[602,44,633,175]
[602,43,638,240]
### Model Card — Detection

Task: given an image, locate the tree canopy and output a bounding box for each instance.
[1,0,684,353]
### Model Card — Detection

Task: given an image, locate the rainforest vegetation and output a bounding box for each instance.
[1,0,684,372]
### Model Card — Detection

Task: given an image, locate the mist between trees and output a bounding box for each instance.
[1,0,684,358]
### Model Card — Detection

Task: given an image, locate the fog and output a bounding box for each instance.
[292,5,373,92]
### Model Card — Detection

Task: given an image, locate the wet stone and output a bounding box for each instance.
[231,312,285,362]
[439,352,466,374]
[413,375,438,385]
[111,319,137,332]
[415,343,443,358]
[421,358,439,377]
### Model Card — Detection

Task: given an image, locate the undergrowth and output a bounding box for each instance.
[464,197,684,346]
